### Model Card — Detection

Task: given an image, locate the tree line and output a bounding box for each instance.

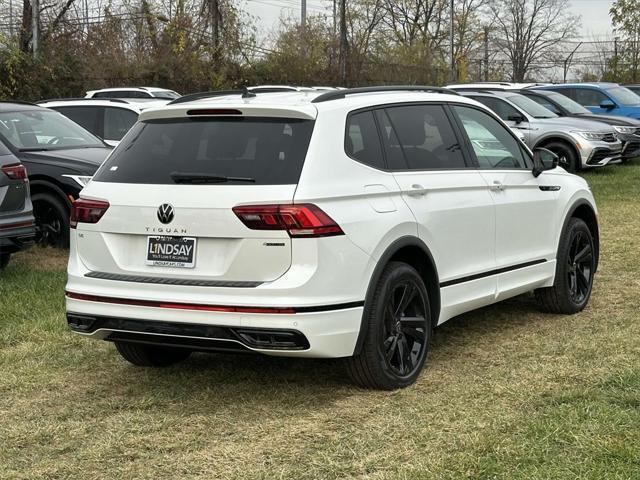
[0,0,636,101]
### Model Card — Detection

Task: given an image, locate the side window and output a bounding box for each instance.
[53,106,101,137]
[574,88,608,107]
[384,105,466,170]
[454,106,528,169]
[526,95,561,115]
[345,110,385,169]
[470,97,520,122]
[104,107,138,141]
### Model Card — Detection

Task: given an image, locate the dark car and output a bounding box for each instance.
[0,101,112,247]
[0,143,35,270]
[524,88,640,161]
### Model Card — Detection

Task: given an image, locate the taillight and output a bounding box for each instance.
[70,198,109,228]
[1,163,28,182]
[232,204,344,238]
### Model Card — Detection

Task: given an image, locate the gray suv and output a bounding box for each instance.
[0,142,35,269]
[449,89,622,172]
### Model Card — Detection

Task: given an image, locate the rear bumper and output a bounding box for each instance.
[66,296,363,358]
[0,218,36,254]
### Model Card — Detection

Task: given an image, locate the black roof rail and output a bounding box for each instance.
[449,86,506,92]
[0,100,38,106]
[167,88,257,105]
[310,86,459,103]
[36,97,130,104]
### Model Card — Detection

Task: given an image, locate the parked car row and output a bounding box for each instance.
[446,82,640,172]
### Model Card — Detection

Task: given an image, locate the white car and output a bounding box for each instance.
[85,87,180,100]
[38,98,167,146]
[65,86,599,389]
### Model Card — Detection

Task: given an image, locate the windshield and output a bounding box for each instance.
[606,86,640,106]
[93,117,315,185]
[152,91,180,100]
[508,94,558,118]
[0,110,105,151]
[547,92,591,114]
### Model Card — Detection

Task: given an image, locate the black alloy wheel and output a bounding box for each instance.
[347,262,432,390]
[382,281,429,377]
[567,229,594,304]
[535,217,596,314]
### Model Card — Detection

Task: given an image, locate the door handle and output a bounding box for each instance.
[407,184,428,197]
[489,180,505,192]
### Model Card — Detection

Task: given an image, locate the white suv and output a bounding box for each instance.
[65,86,599,389]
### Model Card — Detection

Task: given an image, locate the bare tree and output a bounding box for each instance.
[489,0,580,81]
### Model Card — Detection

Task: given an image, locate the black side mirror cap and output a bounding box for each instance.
[507,114,526,124]
[532,147,559,177]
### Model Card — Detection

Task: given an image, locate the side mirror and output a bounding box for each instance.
[532,147,558,177]
[599,99,616,110]
[507,114,526,124]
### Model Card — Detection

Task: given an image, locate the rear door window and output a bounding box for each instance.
[573,88,609,107]
[94,117,315,185]
[53,106,101,138]
[103,107,138,141]
[384,105,466,170]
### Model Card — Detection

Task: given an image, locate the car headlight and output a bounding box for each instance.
[573,131,609,141]
[613,125,637,134]
[62,175,92,188]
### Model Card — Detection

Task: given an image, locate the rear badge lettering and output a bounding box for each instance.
[146,227,188,234]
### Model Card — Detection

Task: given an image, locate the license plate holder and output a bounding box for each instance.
[146,236,196,268]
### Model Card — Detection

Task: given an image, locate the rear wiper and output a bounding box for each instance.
[170,172,256,184]
[19,147,50,152]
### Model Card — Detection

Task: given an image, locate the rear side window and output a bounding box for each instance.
[345,111,385,169]
[93,117,315,185]
[384,105,466,170]
[0,139,11,155]
[53,106,101,137]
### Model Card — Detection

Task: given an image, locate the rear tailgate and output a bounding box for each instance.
[76,105,316,283]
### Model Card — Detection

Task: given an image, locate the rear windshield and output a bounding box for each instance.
[93,117,315,185]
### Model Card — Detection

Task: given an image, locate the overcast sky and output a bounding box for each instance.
[243,0,616,41]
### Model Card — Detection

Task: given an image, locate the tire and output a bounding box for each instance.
[114,341,192,367]
[535,218,596,314]
[347,262,432,390]
[0,253,10,270]
[545,141,579,173]
[32,192,70,248]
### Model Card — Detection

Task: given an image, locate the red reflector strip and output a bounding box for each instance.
[65,291,296,314]
[0,220,35,230]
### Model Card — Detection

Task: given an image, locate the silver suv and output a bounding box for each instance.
[449,89,622,172]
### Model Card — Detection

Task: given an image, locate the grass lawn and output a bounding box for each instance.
[1,164,639,479]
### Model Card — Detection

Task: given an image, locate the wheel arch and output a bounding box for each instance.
[563,199,600,272]
[29,178,73,209]
[353,236,440,355]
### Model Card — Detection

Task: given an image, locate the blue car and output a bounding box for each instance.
[536,83,640,119]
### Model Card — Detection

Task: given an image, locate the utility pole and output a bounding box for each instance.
[9,0,13,38]
[563,42,582,83]
[450,0,455,82]
[31,0,39,58]
[339,0,348,85]
[211,0,219,50]
[484,26,489,82]
[333,0,336,36]
[301,0,306,26]
[614,37,619,80]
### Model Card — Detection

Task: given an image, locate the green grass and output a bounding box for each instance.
[1,164,640,479]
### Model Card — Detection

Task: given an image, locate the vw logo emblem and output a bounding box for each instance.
[157,203,175,224]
